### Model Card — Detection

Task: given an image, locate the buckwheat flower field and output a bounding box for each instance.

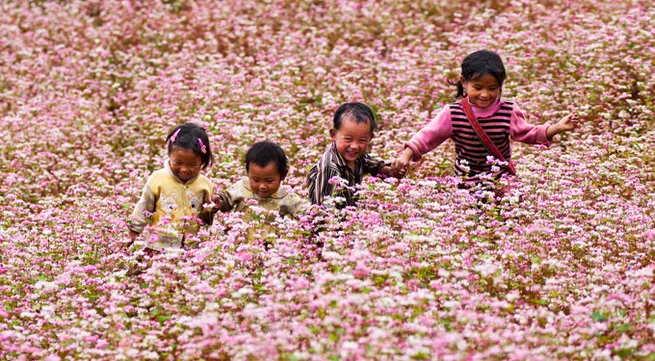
[1,0,654,360]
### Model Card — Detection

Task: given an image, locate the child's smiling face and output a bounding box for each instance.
[461,73,501,108]
[247,161,284,198]
[169,147,203,182]
[330,116,373,168]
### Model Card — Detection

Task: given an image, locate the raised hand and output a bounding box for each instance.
[547,113,580,140]
[557,113,579,132]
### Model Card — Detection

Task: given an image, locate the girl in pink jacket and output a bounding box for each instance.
[392,50,578,191]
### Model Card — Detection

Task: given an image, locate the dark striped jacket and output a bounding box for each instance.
[305,143,385,207]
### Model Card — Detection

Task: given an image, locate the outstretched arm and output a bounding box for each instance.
[391,105,452,178]
[546,113,579,140]
[216,182,244,212]
[510,104,552,144]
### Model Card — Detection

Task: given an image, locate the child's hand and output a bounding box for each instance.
[557,113,579,133]
[391,148,414,178]
[390,158,409,178]
[547,113,579,140]
[209,194,224,213]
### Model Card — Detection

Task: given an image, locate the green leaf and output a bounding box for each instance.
[592,311,608,322]
[412,352,431,360]
[329,332,340,342]
[616,348,632,359]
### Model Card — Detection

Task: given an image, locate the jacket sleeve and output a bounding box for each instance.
[404,105,453,161]
[306,164,341,206]
[361,153,387,176]
[280,191,313,217]
[218,180,245,212]
[129,177,157,233]
[510,103,552,145]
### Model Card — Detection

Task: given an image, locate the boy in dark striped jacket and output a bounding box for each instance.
[306,102,398,208]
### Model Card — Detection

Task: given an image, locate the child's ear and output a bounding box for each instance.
[329,128,336,142]
[459,75,469,88]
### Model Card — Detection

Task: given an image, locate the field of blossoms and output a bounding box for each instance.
[1,0,655,359]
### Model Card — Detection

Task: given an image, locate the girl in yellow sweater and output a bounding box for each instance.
[129,123,221,250]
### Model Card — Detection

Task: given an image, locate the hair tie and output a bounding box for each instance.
[170,128,181,143]
[198,138,207,154]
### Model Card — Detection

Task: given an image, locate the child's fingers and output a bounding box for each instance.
[394,163,408,178]
[393,158,408,169]
[568,113,580,128]
[390,160,399,173]
[559,114,578,129]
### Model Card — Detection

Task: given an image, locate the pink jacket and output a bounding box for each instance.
[405,99,552,161]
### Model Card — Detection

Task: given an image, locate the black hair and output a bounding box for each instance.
[455,50,507,98]
[245,141,288,177]
[166,123,215,169]
[332,102,377,133]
